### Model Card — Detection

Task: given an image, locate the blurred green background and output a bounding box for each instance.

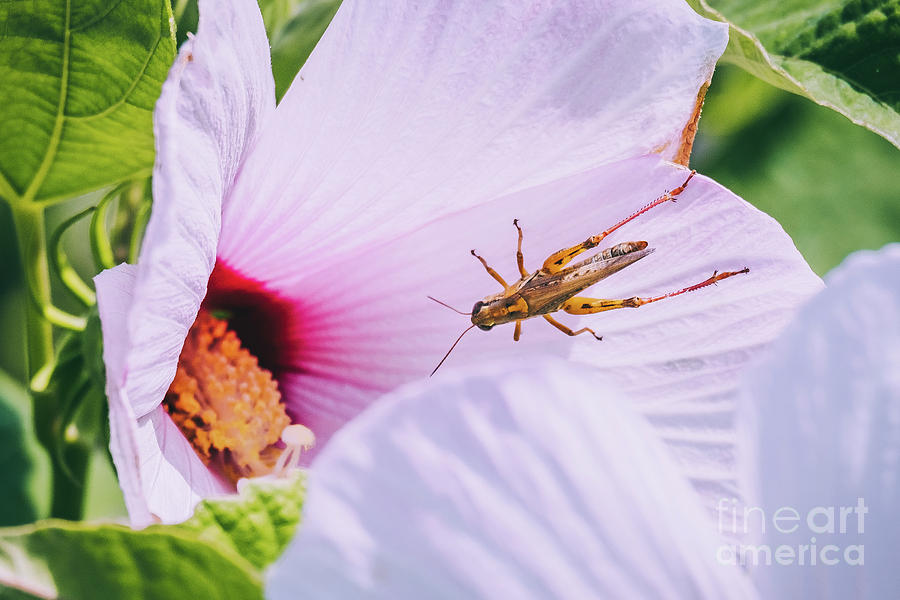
[1,14,899,525]
[694,64,900,273]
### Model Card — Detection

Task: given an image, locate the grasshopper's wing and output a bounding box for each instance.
[520,247,655,315]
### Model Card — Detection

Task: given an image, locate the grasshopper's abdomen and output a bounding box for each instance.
[599,241,648,260]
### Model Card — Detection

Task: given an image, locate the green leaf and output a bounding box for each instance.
[0,474,304,599]
[269,0,341,101]
[688,0,900,149]
[0,0,176,206]
[0,372,50,527]
[174,471,306,571]
[0,522,263,599]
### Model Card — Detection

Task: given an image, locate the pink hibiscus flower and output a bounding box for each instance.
[95,0,821,526]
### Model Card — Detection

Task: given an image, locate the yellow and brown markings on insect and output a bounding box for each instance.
[164,309,291,484]
[470,291,529,329]
[430,170,750,375]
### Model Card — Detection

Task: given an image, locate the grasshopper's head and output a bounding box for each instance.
[471,295,527,330]
[470,301,493,330]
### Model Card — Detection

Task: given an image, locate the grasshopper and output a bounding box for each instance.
[429,170,750,375]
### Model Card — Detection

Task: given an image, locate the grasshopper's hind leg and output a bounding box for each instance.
[540,170,696,275]
[543,315,602,340]
[561,268,750,315]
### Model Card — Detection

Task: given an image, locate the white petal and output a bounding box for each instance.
[95,265,231,527]
[120,0,275,418]
[219,0,728,284]
[267,360,755,599]
[95,265,153,527]
[739,245,900,597]
[135,405,232,524]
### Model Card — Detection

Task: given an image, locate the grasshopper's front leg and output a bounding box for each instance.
[472,218,528,289]
[471,249,508,288]
[540,170,695,275]
[513,219,528,278]
[561,268,750,315]
[513,320,522,341]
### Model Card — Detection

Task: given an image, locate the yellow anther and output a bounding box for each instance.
[163,309,291,484]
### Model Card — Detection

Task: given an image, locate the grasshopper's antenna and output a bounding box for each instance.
[431,324,476,377]
[427,295,471,315]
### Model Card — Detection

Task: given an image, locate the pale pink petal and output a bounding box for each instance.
[95,265,153,527]
[136,405,232,524]
[739,245,900,597]
[118,0,275,418]
[268,360,755,599]
[95,265,231,527]
[267,156,821,498]
[220,0,728,285]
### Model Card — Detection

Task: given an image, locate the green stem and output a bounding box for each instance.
[11,204,54,380]
[49,441,90,520]
[12,203,91,520]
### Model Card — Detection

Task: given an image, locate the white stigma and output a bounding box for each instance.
[271,424,316,477]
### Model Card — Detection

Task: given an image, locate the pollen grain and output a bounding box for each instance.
[164,309,291,484]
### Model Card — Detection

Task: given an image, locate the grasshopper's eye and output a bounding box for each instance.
[472,301,484,315]
[477,324,493,331]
